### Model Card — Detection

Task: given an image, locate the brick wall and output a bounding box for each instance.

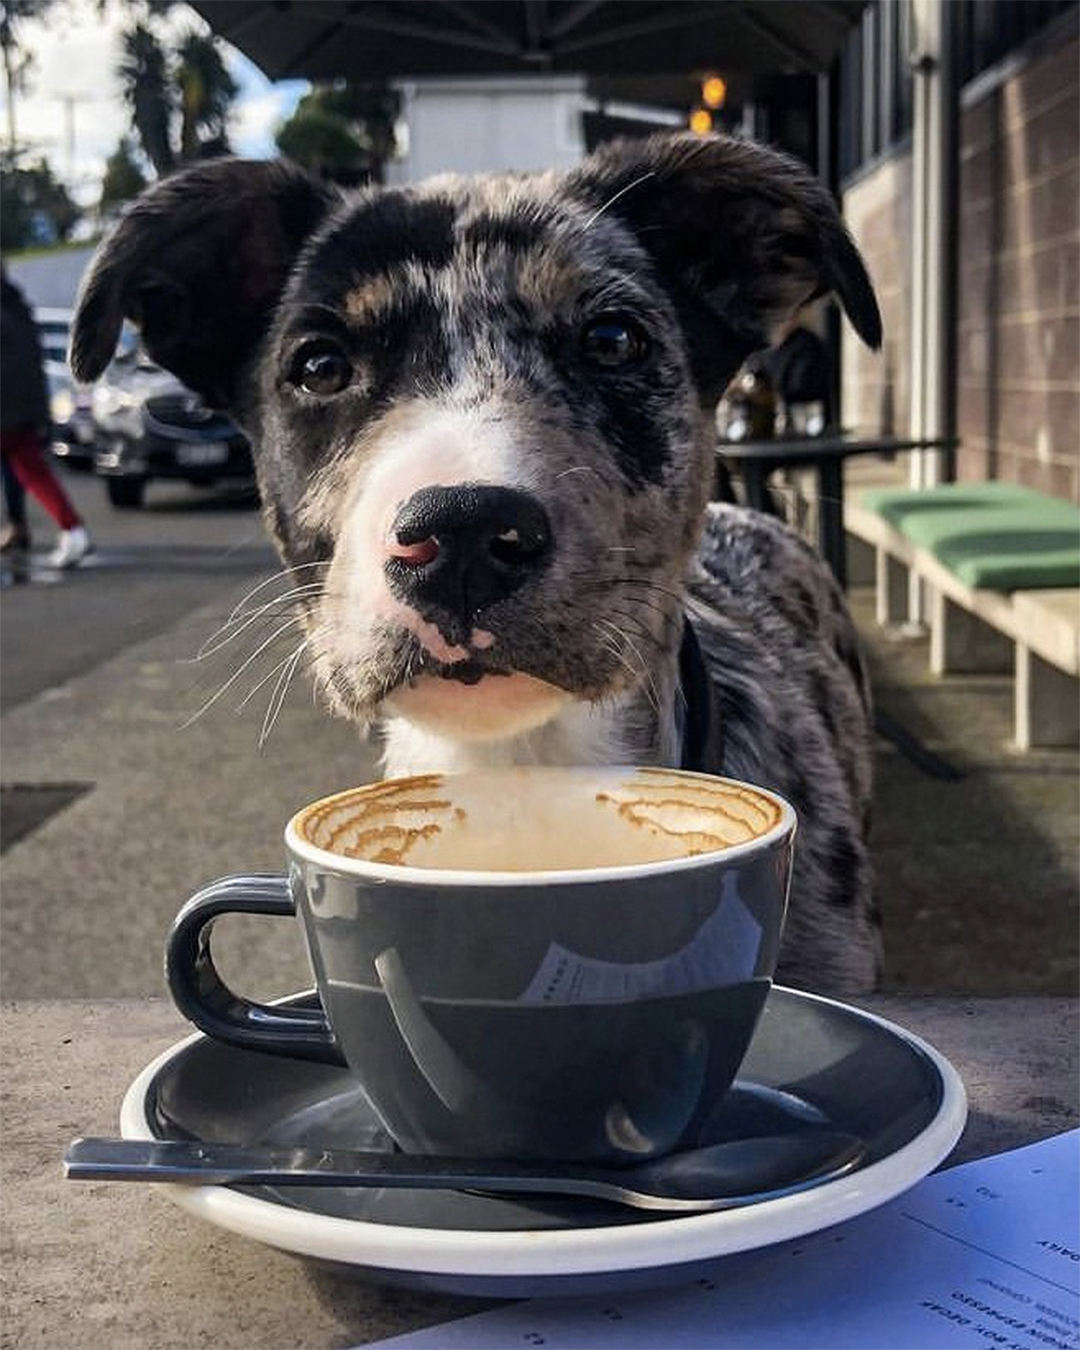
[956,35,1079,501]
[840,32,1079,503]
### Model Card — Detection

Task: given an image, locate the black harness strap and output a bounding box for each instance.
[678,616,722,772]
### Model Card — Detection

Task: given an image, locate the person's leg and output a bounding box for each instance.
[0,451,30,550]
[1,426,82,529]
[1,426,92,566]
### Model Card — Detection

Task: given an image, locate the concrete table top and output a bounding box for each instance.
[2,995,1077,1350]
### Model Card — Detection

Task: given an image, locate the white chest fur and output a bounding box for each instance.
[380,696,668,776]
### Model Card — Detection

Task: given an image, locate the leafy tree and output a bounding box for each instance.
[276,82,401,186]
[0,150,79,249]
[99,136,148,212]
[276,106,365,182]
[314,83,401,181]
[1,1,82,248]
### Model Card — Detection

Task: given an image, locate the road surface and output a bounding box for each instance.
[1,471,269,712]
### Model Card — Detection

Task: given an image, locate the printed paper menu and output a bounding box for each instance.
[370,1129,1079,1350]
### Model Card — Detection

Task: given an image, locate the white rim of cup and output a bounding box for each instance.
[283,766,797,888]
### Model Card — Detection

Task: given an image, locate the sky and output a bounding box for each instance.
[3,0,308,205]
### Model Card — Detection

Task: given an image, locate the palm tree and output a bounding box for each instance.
[118,23,174,176]
[175,31,236,161]
[117,17,238,177]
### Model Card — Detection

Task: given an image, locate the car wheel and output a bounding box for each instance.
[105,477,147,509]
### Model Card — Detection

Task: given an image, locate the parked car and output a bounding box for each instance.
[34,307,95,468]
[90,329,253,508]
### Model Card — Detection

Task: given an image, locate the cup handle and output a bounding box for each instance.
[165,873,344,1065]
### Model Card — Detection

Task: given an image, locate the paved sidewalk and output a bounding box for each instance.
[850,586,1079,995]
[0,587,380,1000]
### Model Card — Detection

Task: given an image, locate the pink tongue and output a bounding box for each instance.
[387,536,439,567]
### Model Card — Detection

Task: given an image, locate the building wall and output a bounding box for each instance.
[955,34,1079,500]
[385,78,587,184]
[841,32,1078,503]
[840,152,914,437]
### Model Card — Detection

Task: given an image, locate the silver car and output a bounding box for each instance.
[90,329,253,508]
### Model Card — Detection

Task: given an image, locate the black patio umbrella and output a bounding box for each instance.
[190,1,869,82]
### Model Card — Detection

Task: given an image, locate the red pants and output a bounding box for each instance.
[0,425,81,531]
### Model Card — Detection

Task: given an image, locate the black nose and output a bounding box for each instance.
[385,483,553,629]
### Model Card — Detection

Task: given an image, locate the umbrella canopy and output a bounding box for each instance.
[191,1,868,82]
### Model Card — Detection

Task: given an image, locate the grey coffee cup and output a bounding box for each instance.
[166,766,796,1164]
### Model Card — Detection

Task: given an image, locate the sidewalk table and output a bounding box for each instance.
[717,434,958,587]
[1,995,1076,1350]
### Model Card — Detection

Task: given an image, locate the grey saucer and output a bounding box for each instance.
[122,987,967,1297]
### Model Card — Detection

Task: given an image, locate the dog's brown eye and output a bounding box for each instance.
[291,342,352,396]
[580,315,647,370]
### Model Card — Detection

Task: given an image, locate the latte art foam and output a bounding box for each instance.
[295,768,783,873]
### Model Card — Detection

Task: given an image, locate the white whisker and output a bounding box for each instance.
[595,616,662,717]
[223,562,332,627]
[235,635,309,711]
[581,171,656,231]
[180,615,307,729]
[259,640,309,748]
[193,583,327,662]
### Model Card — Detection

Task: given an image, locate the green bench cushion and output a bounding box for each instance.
[861,482,1080,591]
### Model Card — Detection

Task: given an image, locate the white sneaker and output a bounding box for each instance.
[48,525,93,569]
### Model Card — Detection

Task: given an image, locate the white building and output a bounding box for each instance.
[384,76,590,184]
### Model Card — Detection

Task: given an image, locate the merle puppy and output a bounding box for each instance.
[71,133,883,994]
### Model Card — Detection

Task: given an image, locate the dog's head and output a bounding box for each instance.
[71,133,879,749]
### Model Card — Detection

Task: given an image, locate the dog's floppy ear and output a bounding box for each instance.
[566,133,881,399]
[70,158,338,408]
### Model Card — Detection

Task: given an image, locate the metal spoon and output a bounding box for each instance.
[64,1131,864,1214]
